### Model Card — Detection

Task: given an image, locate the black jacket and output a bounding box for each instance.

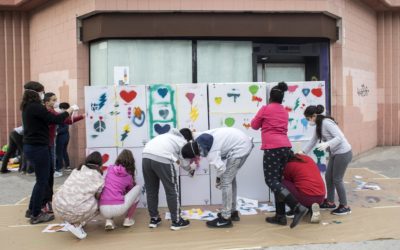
[22,102,69,145]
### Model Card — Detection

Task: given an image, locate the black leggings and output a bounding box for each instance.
[263,147,291,193]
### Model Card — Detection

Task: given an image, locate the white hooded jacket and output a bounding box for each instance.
[142,128,191,170]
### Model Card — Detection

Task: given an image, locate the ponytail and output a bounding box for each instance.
[304,105,336,141]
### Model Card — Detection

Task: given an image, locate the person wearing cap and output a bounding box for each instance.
[181,127,254,228]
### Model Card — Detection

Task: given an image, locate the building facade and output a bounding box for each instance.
[0,0,399,166]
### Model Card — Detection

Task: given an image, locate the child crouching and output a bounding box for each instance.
[99,149,141,230]
[53,151,104,239]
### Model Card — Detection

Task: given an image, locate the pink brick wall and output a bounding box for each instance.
[377,12,400,146]
[26,0,384,163]
[0,11,29,147]
[29,0,95,166]
[333,0,379,154]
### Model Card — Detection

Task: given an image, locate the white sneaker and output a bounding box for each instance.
[54,171,63,178]
[310,203,321,223]
[64,166,73,172]
[123,218,135,227]
[105,219,115,230]
[66,223,87,239]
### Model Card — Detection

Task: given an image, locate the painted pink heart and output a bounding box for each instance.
[185,92,195,104]
[120,90,137,103]
[288,85,299,93]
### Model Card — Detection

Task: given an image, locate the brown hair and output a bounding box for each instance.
[287,150,306,163]
[78,151,103,173]
[20,81,44,111]
[115,149,135,176]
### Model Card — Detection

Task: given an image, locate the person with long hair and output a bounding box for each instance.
[21,81,74,224]
[282,151,326,223]
[53,151,104,239]
[300,105,352,215]
[251,82,308,228]
[99,149,141,230]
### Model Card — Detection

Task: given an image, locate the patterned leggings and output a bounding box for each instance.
[263,147,292,193]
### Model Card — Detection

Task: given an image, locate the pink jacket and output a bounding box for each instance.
[251,103,292,150]
[99,165,135,205]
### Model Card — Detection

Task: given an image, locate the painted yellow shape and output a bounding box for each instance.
[214,97,222,105]
[190,106,199,122]
[123,124,131,132]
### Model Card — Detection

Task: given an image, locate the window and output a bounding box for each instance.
[90,40,192,85]
[197,41,253,83]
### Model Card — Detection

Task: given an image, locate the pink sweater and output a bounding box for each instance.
[99,165,135,205]
[251,103,292,150]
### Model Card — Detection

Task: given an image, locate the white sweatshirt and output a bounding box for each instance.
[198,128,253,177]
[303,119,352,155]
[142,128,191,170]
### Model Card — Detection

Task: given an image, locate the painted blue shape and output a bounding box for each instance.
[98,93,107,110]
[301,118,308,129]
[227,93,240,102]
[159,109,169,119]
[157,88,168,98]
[154,123,171,135]
[289,135,303,140]
[302,88,310,97]
[132,111,145,127]
[317,163,327,172]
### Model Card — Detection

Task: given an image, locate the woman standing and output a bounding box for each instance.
[251,82,308,229]
[300,105,352,215]
[21,81,74,224]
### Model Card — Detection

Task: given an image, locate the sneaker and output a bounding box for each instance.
[54,171,63,178]
[149,217,162,228]
[25,209,32,218]
[66,223,87,239]
[331,205,351,215]
[105,219,115,230]
[319,200,336,210]
[266,215,287,225]
[30,212,54,224]
[290,205,309,229]
[206,215,232,228]
[286,210,294,219]
[310,203,321,223]
[26,171,35,176]
[0,169,11,174]
[42,202,53,214]
[231,210,240,221]
[171,218,190,230]
[65,166,73,172]
[217,210,240,222]
[123,218,135,227]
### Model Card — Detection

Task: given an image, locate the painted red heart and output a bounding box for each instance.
[311,88,323,97]
[120,90,137,103]
[102,154,109,164]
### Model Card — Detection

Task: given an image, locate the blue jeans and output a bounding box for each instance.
[42,146,55,205]
[55,133,70,171]
[25,144,50,217]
